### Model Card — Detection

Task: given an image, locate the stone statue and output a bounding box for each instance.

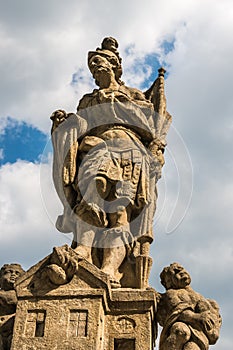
[50,37,171,287]
[156,263,222,350]
[45,246,77,285]
[0,264,24,350]
[0,38,221,350]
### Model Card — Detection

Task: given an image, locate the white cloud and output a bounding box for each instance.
[0,160,72,268]
[0,117,9,135]
[0,0,205,132]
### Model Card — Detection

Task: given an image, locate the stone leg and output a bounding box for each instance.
[101,206,129,281]
[164,322,191,350]
[73,219,96,263]
[183,342,201,350]
[73,176,110,263]
[101,245,126,282]
[75,176,108,228]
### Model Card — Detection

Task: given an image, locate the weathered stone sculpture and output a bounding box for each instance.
[0,264,24,350]
[157,263,222,350]
[0,37,221,350]
[42,245,77,286]
[50,37,171,288]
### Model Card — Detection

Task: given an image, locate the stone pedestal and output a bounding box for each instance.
[11,246,157,350]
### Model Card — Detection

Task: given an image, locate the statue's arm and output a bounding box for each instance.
[50,109,87,214]
[50,110,87,183]
[178,308,203,325]
[50,109,67,133]
[177,297,222,344]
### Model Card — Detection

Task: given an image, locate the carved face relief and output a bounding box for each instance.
[0,265,23,290]
[102,37,118,52]
[88,54,113,81]
[171,264,191,289]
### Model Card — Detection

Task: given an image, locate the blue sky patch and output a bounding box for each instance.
[0,117,47,165]
[130,39,175,91]
[71,71,82,86]
[161,39,175,55]
[141,53,161,90]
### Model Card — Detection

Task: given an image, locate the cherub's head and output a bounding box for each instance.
[160,262,191,290]
[0,263,25,291]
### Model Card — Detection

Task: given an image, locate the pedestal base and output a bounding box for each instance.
[11,247,157,350]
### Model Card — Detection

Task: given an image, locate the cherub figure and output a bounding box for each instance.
[157,263,221,350]
[0,264,24,350]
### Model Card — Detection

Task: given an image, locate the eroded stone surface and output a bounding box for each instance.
[11,246,157,350]
[50,37,171,288]
[157,263,222,350]
[0,37,222,350]
[0,264,24,350]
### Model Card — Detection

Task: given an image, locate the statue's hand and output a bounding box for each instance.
[199,311,215,330]
[50,109,67,131]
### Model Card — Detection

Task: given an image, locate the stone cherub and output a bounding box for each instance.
[45,246,77,285]
[50,37,171,287]
[156,263,222,350]
[0,264,24,350]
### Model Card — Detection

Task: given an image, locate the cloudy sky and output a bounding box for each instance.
[0,0,232,348]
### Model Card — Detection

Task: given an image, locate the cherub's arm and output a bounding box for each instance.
[156,290,182,326]
[178,309,202,326]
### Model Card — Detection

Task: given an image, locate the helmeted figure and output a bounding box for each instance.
[50,37,171,287]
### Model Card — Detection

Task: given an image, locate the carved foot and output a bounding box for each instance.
[101,266,123,282]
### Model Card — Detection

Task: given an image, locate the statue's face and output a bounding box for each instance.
[102,37,117,51]
[88,54,113,80]
[0,265,23,290]
[170,264,191,289]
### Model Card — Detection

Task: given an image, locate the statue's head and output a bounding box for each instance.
[88,37,123,85]
[160,262,191,290]
[0,263,25,291]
